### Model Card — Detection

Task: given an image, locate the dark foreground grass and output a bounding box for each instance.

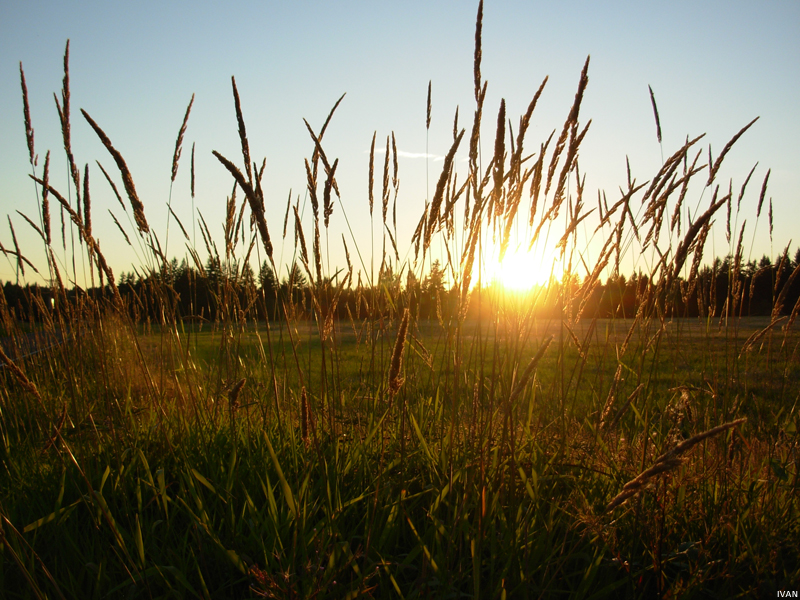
[1,315,798,598]
[2,2,800,597]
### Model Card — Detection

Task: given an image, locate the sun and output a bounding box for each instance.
[482,242,560,292]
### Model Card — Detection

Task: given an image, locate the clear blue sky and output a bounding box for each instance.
[1,0,798,286]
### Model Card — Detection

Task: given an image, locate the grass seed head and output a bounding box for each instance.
[474,0,483,102]
[228,378,246,408]
[82,110,149,235]
[83,163,91,238]
[171,94,194,182]
[757,169,771,219]
[388,309,410,396]
[648,84,662,144]
[20,62,35,167]
[42,151,51,244]
[231,77,252,185]
[426,80,432,130]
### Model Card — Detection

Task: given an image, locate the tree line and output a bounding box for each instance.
[2,247,799,327]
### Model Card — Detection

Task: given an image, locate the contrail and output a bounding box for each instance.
[368,148,444,160]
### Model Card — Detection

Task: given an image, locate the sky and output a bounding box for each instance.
[1,0,798,288]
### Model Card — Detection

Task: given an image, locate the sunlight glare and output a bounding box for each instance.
[484,243,559,291]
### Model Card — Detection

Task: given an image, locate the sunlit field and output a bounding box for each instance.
[1,3,799,599]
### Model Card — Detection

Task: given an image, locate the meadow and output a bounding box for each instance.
[1,3,799,598]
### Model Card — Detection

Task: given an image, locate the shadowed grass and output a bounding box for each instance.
[1,4,799,598]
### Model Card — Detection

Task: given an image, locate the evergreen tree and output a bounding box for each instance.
[259,261,278,293]
[423,260,446,297]
[284,262,307,290]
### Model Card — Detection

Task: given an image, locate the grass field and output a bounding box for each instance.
[1,313,797,598]
[1,2,799,597]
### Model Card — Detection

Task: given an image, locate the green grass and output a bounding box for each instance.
[1,316,797,598]
[2,4,799,597]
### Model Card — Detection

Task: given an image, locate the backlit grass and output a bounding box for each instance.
[1,3,799,598]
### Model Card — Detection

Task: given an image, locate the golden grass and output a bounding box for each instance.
[2,3,797,596]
